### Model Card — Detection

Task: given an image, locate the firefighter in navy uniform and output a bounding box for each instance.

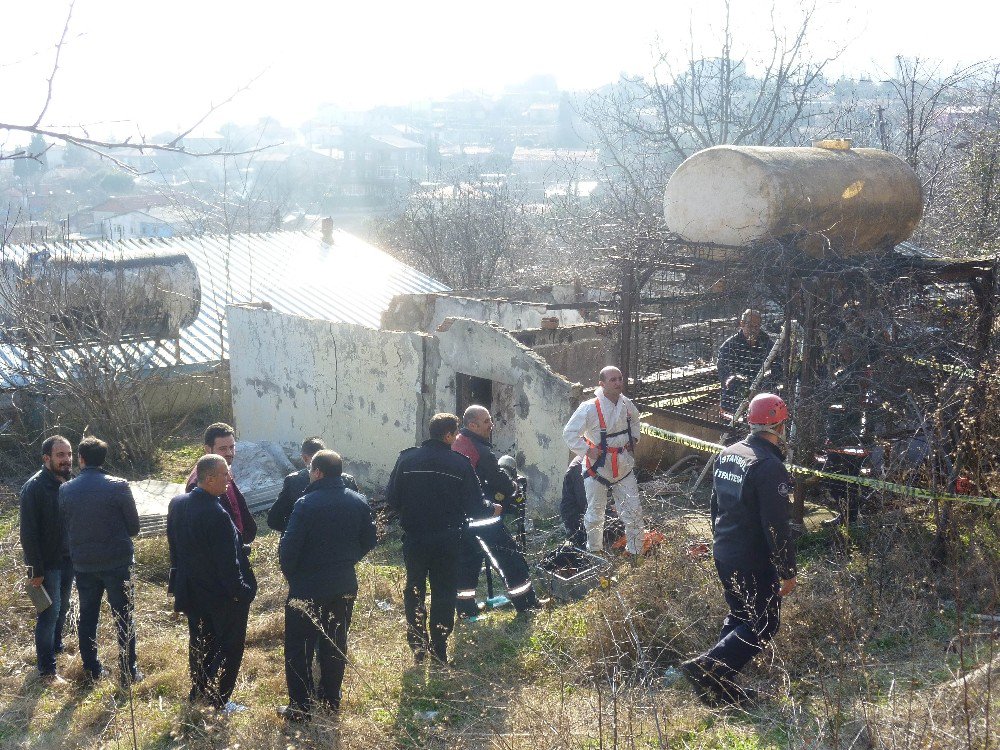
[451,406,544,617]
[385,413,498,665]
[681,393,797,706]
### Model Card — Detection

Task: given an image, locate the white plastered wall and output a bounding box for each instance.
[228,306,432,489]
[433,318,583,514]
[228,307,582,515]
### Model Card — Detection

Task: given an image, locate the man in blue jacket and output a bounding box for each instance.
[58,436,141,685]
[386,413,496,665]
[19,435,75,686]
[168,454,257,713]
[267,436,361,533]
[277,450,377,721]
[681,393,797,706]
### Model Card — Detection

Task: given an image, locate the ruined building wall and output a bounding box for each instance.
[433,318,584,514]
[228,307,578,515]
[382,293,585,333]
[227,306,434,490]
[511,324,618,386]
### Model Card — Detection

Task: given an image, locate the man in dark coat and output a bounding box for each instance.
[59,436,141,685]
[385,413,496,664]
[267,436,360,533]
[560,455,623,549]
[681,393,797,706]
[185,423,257,547]
[168,454,257,712]
[19,435,75,686]
[452,405,543,615]
[277,450,377,722]
[184,422,256,658]
[717,309,782,415]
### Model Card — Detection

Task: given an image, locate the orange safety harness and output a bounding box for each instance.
[585,398,636,487]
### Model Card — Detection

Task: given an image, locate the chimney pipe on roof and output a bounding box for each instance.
[321,217,334,244]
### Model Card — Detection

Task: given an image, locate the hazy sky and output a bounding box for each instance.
[0,0,993,139]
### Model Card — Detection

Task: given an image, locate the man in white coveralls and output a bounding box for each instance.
[562,366,645,556]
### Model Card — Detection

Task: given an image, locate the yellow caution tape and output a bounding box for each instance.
[639,422,999,507]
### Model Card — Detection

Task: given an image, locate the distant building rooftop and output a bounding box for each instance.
[370,134,426,150]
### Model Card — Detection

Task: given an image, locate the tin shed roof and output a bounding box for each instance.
[0,229,448,383]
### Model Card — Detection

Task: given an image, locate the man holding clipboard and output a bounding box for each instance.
[19,436,74,687]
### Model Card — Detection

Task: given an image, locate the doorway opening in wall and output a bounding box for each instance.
[455,373,517,456]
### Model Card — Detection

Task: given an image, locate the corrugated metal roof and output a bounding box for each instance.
[0,229,448,383]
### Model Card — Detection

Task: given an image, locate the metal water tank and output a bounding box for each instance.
[663,144,923,257]
[2,246,200,342]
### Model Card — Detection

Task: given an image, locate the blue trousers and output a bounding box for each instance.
[76,565,137,679]
[35,561,74,675]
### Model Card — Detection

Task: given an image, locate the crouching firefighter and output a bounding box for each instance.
[562,366,645,556]
[680,393,797,706]
[452,406,545,616]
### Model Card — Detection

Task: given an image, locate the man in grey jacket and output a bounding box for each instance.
[59,436,141,685]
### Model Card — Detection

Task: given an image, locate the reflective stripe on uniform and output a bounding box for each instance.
[468,515,503,528]
[507,581,532,597]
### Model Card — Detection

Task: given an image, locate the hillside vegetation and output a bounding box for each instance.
[1,474,999,750]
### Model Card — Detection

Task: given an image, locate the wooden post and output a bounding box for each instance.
[791,277,821,524]
[619,261,635,394]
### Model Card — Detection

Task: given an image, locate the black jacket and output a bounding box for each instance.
[58,467,139,573]
[385,439,491,544]
[185,470,257,544]
[710,434,796,579]
[19,468,71,578]
[167,487,257,613]
[452,429,518,505]
[560,455,587,534]
[268,467,360,532]
[278,476,377,599]
[717,330,782,411]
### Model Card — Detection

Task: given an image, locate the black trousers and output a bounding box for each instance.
[284,595,354,711]
[403,537,458,660]
[700,563,781,681]
[456,519,535,614]
[187,600,250,708]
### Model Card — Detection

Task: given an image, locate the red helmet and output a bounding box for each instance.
[747,393,788,426]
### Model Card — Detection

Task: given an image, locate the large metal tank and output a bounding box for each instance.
[663,143,923,257]
[1,247,201,342]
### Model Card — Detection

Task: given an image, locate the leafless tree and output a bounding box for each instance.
[913,65,1000,256]
[881,58,985,170]
[373,178,537,289]
[577,1,840,217]
[0,245,202,471]
[0,1,274,176]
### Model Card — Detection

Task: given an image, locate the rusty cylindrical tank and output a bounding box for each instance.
[663,143,923,257]
[1,247,200,341]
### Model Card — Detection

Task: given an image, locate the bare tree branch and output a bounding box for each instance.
[33,0,76,129]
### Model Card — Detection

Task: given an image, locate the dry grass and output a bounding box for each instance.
[2,489,1000,749]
